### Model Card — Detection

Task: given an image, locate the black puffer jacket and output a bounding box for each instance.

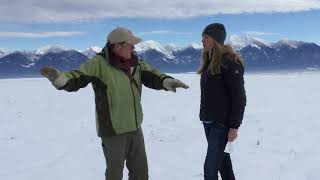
[200,56,246,129]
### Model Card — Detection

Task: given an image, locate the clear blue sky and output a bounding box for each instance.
[0,1,319,51]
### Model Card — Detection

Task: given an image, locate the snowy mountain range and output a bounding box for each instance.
[1,35,320,78]
[228,34,307,50]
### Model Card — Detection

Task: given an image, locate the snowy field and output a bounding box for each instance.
[1,72,319,180]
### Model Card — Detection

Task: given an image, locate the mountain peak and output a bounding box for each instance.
[135,40,165,53]
[0,49,8,58]
[82,46,102,52]
[228,34,271,50]
[80,46,102,58]
[135,40,175,58]
[187,43,202,50]
[272,39,304,49]
[35,45,69,55]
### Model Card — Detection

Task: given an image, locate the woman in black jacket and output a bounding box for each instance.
[198,23,246,180]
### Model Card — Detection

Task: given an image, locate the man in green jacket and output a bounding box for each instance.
[40,27,189,180]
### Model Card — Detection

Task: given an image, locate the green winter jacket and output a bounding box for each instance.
[59,47,170,137]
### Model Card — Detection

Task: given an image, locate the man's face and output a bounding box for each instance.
[114,42,135,60]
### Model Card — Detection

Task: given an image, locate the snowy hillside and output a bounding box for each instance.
[1,72,319,180]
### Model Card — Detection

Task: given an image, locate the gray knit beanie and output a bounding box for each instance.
[202,23,226,45]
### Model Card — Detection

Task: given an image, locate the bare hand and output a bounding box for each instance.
[228,128,238,142]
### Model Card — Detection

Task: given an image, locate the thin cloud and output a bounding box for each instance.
[1,0,320,23]
[0,31,85,38]
[140,30,191,35]
[244,31,281,36]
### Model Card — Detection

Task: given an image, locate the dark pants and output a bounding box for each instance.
[101,128,148,180]
[203,122,235,180]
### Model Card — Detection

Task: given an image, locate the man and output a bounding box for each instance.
[40,27,189,180]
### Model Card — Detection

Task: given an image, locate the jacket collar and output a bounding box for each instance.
[98,45,138,75]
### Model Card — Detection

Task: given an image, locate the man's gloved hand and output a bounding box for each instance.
[40,67,60,82]
[163,78,189,92]
[40,67,67,88]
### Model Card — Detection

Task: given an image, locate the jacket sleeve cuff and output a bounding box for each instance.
[53,74,68,89]
[228,120,241,129]
[161,76,173,90]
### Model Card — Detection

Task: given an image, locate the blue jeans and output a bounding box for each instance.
[203,122,235,180]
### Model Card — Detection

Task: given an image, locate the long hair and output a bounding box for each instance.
[197,40,244,75]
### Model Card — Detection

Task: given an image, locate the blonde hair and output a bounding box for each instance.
[197,40,244,75]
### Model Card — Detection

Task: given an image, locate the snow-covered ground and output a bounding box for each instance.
[1,72,319,180]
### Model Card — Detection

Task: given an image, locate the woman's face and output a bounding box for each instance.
[202,34,214,52]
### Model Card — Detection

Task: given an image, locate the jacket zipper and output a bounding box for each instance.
[129,78,138,130]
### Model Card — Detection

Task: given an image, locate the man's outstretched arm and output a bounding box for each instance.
[139,60,189,92]
[40,59,99,92]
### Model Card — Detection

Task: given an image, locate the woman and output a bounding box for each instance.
[198,23,246,180]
